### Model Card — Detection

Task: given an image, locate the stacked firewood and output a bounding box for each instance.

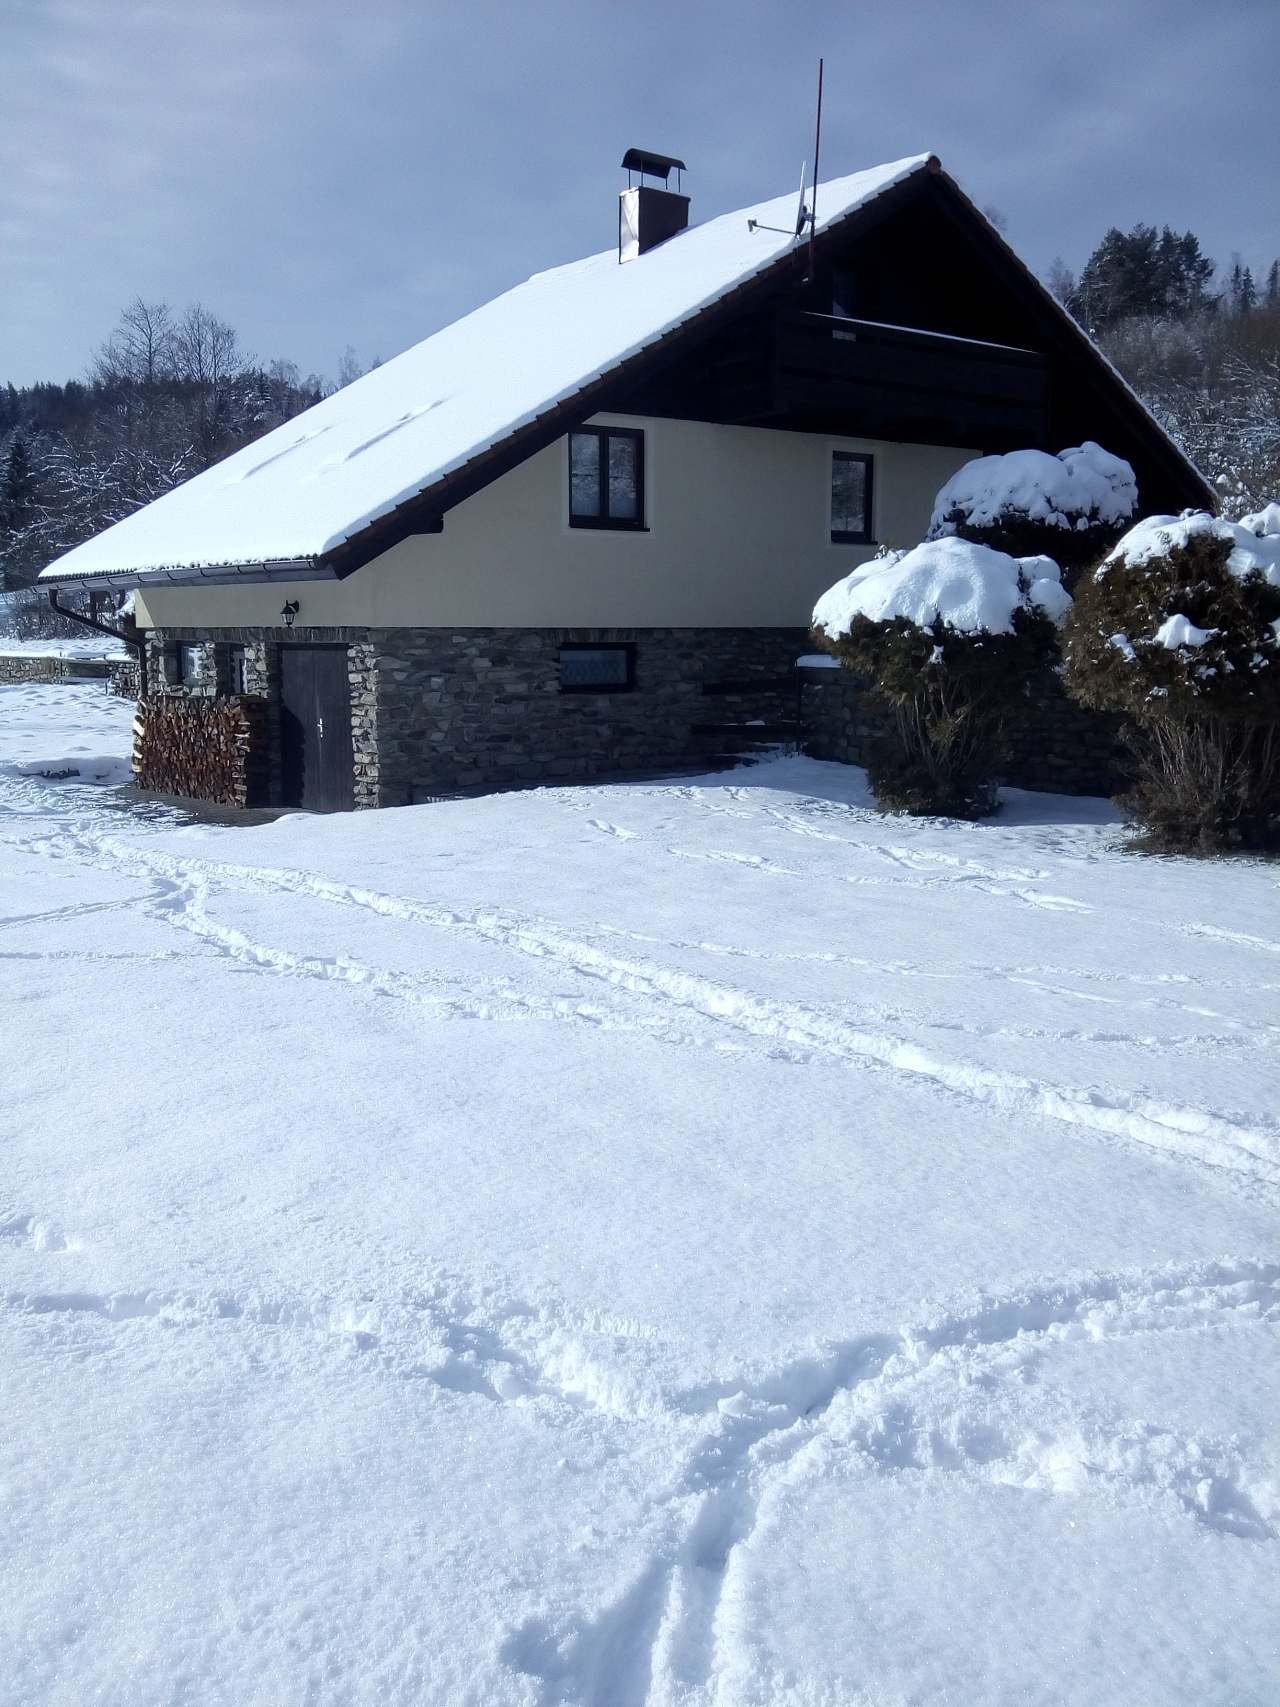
[133,695,269,807]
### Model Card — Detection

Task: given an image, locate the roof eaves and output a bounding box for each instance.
[39,556,330,593]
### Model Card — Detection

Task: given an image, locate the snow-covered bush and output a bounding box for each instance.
[1238,502,1280,540]
[1064,510,1280,851]
[929,443,1138,576]
[813,538,1071,818]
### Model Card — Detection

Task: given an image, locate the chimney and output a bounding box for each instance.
[619,149,689,263]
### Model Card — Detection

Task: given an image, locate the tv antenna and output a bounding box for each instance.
[746,57,825,264]
[807,56,824,278]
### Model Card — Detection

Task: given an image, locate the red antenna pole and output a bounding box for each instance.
[808,57,824,280]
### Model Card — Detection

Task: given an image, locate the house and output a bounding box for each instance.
[40,150,1211,810]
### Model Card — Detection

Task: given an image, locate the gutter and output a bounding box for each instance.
[39,556,329,592]
[48,589,148,698]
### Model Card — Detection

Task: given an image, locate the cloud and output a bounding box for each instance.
[0,0,1275,385]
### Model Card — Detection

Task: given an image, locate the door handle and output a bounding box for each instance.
[317,715,325,740]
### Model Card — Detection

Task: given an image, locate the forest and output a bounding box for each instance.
[2,223,1278,628]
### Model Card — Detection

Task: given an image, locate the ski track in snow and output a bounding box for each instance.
[4,1167,1276,1706]
[8,779,1279,1202]
[501,1257,1280,1706]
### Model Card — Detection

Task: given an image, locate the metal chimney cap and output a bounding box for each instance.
[621,148,687,182]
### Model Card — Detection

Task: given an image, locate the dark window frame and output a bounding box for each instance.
[568,426,647,532]
[830,450,875,545]
[173,641,202,685]
[221,643,249,696]
[558,641,637,695]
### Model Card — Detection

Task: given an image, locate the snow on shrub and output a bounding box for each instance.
[814,537,1071,639]
[1072,511,1280,718]
[1237,502,1280,540]
[928,442,1138,574]
[813,538,1070,819]
[1064,510,1280,851]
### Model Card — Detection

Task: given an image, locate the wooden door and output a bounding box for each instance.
[279,646,354,811]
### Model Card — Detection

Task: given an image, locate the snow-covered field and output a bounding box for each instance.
[2,682,1277,1707]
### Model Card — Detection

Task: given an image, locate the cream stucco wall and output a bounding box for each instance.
[134,415,977,632]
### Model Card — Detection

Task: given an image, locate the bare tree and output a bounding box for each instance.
[1045,258,1076,308]
[92,297,175,386]
[173,303,243,391]
[335,345,364,389]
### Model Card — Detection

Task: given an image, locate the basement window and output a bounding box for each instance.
[558,642,636,693]
[831,451,874,544]
[222,644,248,695]
[174,642,202,684]
[569,427,645,530]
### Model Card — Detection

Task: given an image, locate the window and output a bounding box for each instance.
[174,642,202,684]
[222,645,248,695]
[559,643,636,693]
[568,427,645,529]
[831,452,874,544]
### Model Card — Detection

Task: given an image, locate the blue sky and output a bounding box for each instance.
[2,0,1277,386]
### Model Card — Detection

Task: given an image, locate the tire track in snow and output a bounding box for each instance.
[49,830,1280,1198]
[504,1257,1280,1705]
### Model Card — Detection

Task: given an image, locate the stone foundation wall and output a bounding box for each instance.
[108,657,142,698]
[140,624,1128,808]
[0,653,113,683]
[998,671,1130,797]
[360,627,805,807]
[800,664,1128,798]
[145,625,806,808]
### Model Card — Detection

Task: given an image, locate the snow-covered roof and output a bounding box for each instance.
[41,155,935,586]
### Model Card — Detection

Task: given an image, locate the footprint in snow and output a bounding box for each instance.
[586,819,641,841]
[0,1213,71,1253]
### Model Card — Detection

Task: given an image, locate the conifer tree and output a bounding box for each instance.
[1072,225,1214,329]
[0,434,35,531]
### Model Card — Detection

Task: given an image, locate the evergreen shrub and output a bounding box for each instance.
[1064,511,1280,852]
[813,539,1069,819]
[929,443,1138,582]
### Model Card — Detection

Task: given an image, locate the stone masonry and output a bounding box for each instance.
[145,625,806,808]
[143,625,1128,808]
[0,653,113,684]
[800,662,1129,797]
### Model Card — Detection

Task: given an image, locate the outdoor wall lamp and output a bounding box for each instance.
[280,600,300,628]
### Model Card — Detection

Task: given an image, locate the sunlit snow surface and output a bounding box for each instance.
[2,684,1277,1707]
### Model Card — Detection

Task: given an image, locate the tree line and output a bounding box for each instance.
[0,299,375,619]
